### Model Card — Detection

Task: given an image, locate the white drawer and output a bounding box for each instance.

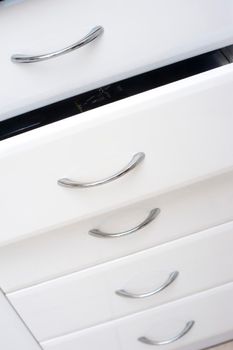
[0,0,233,120]
[1,170,233,292]
[1,64,233,246]
[41,282,233,350]
[8,221,233,341]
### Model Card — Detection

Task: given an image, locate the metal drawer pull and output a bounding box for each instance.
[138,320,195,346]
[11,26,104,63]
[115,271,179,298]
[58,152,145,188]
[89,208,160,238]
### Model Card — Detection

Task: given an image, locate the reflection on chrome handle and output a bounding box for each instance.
[11,26,104,63]
[89,208,160,238]
[115,271,179,298]
[138,320,195,346]
[58,152,145,188]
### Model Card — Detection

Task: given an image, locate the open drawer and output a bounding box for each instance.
[0,0,233,120]
[0,60,233,245]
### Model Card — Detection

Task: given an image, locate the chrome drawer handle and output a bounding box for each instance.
[115,271,179,298]
[138,320,195,346]
[58,152,145,188]
[89,208,160,238]
[11,26,104,63]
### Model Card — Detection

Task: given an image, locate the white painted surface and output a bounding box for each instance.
[0,289,40,350]
[8,221,233,341]
[41,282,233,350]
[0,0,233,120]
[0,64,233,245]
[1,170,233,292]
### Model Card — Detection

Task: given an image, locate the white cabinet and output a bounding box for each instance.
[41,282,233,350]
[0,0,233,120]
[0,170,233,292]
[7,221,233,341]
[0,3,233,348]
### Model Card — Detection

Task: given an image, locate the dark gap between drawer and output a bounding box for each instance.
[0,46,231,141]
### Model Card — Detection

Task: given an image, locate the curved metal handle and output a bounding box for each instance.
[89,208,160,238]
[58,152,145,188]
[11,26,104,63]
[115,271,179,298]
[138,320,195,346]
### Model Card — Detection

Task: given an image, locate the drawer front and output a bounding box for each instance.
[8,221,233,341]
[1,170,233,292]
[1,64,233,246]
[41,282,233,350]
[0,0,233,120]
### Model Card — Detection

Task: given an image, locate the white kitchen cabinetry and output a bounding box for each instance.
[0,170,233,292]
[41,282,233,350]
[7,222,233,341]
[0,2,233,349]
